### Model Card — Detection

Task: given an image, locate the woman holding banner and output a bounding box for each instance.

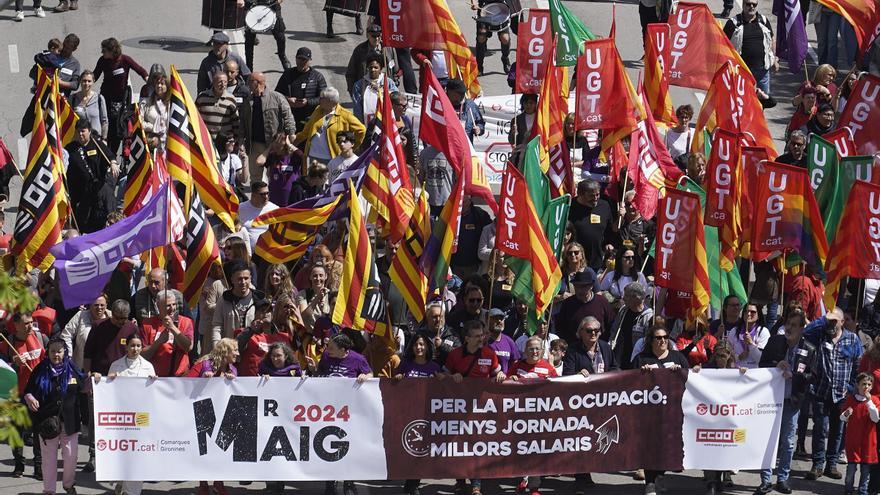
[725,302,770,369]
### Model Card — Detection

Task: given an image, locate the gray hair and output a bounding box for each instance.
[578,316,601,332]
[788,130,807,143]
[426,300,445,315]
[320,87,340,103]
[111,299,130,319]
[623,282,646,300]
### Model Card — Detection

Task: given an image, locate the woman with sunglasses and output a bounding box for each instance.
[598,248,648,308]
[556,242,588,303]
[725,302,770,369]
[634,324,690,495]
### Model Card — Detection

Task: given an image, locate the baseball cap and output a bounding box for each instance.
[570,268,597,286]
[295,47,312,60]
[367,24,382,34]
[488,308,506,319]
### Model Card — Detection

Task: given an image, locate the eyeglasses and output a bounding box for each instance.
[566,251,582,256]
[584,328,601,334]
[653,335,668,341]
[744,2,757,6]
[393,102,407,108]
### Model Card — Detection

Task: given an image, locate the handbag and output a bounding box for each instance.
[38,401,63,440]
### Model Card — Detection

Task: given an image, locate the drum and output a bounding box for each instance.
[475,1,511,31]
[201,0,246,30]
[245,5,277,33]
[323,0,368,17]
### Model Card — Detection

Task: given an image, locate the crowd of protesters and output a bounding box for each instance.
[4,0,880,495]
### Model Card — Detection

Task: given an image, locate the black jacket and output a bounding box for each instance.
[65,138,117,233]
[24,363,84,436]
[759,333,818,405]
[275,67,328,130]
[562,340,618,376]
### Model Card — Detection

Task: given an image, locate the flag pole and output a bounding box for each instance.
[0,333,33,372]
[617,160,629,230]
[486,249,497,311]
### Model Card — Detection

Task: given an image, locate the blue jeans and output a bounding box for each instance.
[817,11,858,67]
[761,399,800,484]
[752,67,771,95]
[812,395,845,470]
[845,462,870,495]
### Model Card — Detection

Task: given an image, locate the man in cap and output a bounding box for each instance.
[198,31,251,93]
[555,269,614,345]
[486,308,520,373]
[275,46,328,133]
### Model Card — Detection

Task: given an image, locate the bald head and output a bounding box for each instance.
[249,72,266,96]
[147,268,167,295]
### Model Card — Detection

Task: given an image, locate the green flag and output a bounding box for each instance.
[808,134,838,211]
[549,0,596,66]
[522,137,549,218]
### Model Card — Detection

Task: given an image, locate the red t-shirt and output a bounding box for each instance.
[0,331,45,394]
[842,395,880,463]
[508,359,559,379]
[238,329,292,377]
[140,316,194,377]
[444,346,500,378]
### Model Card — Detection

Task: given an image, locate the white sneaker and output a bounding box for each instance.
[14,10,24,20]
[644,483,657,495]
[35,6,46,17]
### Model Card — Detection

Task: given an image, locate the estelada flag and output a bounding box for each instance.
[166,65,239,231]
[824,180,880,307]
[333,181,372,330]
[816,0,880,57]
[751,162,828,274]
[704,128,741,271]
[666,2,752,90]
[644,24,677,126]
[693,62,777,158]
[655,188,710,320]
[574,38,641,136]
[496,164,562,314]
[837,74,880,156]
[124,105,167,216]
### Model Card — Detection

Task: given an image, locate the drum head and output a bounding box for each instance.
[477,2,510,25]
[245,5,277,33]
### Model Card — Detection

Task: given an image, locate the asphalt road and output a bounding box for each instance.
[0,0,843,493]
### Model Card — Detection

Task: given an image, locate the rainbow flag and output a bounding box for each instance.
[419,173,465,292]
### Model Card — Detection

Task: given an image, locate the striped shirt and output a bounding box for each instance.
[195,90,240,142]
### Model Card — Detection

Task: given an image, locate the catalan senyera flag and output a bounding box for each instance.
[166,65,239,231]
[124,105,167,216]
[333,181,372,329]
[181,187,219,308]
[690,194,711,321]
[816,0,879,56]
[644,24,677,126]
[11,102,67,273]
[420,172,465,292]
[363,79,415,243]
[534,55,568,174]
[693,62,777,158]
[496,164,562,314]
[252,194,343,264]
[389,186,430,322]
[824,180,880,307]
[428,0,481,97]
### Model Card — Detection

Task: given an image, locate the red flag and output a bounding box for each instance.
[705,128,741,270]
[837,74,880,156]
[655,189,702,293]
[693,62,777,158]
[515,10,552,94]
[816,0,880,57]
[574,38,640,133]
[644,24,677,126]
[0,137,13,169]
[739,146,769,259]
[547,142,574,198]
[825,127,856,157]
[667,2,752,90]
[419,69,498,212]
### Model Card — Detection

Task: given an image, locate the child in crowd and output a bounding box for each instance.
[841,373,880,495]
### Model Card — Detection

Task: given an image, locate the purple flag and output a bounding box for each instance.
[50,182,178,309]
[773,0,809,73]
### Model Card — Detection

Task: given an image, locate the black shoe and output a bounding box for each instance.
[34,466,42,481]
[23,433,33,447]
[355,26,363,35]
[343,481,357,495]
[11,461,23,478]
[324,481,339,495]
[793,446,809,460]
[502,59,511,74]
[805,467,822,480]
[705,482,718,495]
[327,26,335,38]
[83,457,95,473]
[775,480,792,494]
[752,482,773,495]
[253,37,260,46]
[280,56,291,71]
[582,474,596,486]
[823,466,843,479]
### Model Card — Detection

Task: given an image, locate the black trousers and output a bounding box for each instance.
[244,13,287,71]
[15,0,42,9]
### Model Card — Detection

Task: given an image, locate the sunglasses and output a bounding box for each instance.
[584,328,600,334]
[653,335,668,341]
[745,2,757,6]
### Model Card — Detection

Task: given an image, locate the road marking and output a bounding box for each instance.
[17,138,27,170]
[694,91,706,106]
[230,29,245,60]
[807,46,818,64]
[8,44,19,74]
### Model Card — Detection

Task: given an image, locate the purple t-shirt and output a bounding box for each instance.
[396,360,442,378]
[489,334,521,373]
[316,350,372,378]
